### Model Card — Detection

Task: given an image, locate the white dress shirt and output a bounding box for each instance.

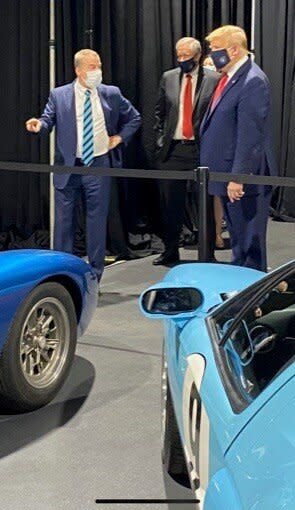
[227,55,249,80]
[74,80,109,158]
[174,65,199,140]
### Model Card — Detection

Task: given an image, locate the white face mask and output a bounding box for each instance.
[85,68,102,88]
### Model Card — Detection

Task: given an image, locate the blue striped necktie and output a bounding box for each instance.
[82,89,94,166]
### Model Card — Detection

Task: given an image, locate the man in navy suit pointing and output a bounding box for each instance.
[200,26,277,271]
[26,49,141,283]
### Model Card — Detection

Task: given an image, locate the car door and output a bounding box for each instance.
[204,262,295,509]
[225,375,295,510]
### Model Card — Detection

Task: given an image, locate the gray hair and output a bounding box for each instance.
[175,37,202,55]
[74,49,100,67]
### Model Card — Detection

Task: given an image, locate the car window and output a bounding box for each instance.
[215,272,295,404]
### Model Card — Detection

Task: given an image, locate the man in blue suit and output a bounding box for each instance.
[200,26,277,271]
[26,49,141,283]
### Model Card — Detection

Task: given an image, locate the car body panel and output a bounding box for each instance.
[0,249,97,350]
[140,260,295,509]
[221,375,295,510]
[204,467,243,510]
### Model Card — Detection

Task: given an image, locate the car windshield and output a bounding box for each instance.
[214,271,295,405]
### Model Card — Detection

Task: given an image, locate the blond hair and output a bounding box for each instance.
[175,37,201,55]
[74,49,100,67]
[206,25,248,51]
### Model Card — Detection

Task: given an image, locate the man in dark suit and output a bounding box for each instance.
[26,49,141,283]
[153,37,220,266]
[200,26,277,272]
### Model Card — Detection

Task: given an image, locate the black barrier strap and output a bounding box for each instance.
[1,161,293,264]
[0,162,191,181]
[209,171,295,187]
[0,161,294,186]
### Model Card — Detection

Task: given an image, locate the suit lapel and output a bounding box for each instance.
[203,58,251,127]
[166,68,181,134]
[193,66,206,111]
[177,66,203,112]
[67,83,77,149]
[174,68,182,110]
[67,82,76,124]
[97,85,112,133]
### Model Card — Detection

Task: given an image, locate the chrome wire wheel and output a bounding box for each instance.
[19,297,70,389]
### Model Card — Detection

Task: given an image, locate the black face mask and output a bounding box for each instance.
[177,57,197,74]
[210,49,231,70]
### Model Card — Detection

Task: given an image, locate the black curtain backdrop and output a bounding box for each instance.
[255,0,295,220]
[54,0,252,258]
[0,1,49,248]
[0,0,292,255]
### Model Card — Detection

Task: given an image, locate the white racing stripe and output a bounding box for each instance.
[182,354,210,508]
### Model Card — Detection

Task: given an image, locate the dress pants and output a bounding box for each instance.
[221,188,272,272]
[54,154,111,283]
[157,141,215,259]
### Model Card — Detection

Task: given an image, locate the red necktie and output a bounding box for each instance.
[182,74,194,139]
[210,73,228,112]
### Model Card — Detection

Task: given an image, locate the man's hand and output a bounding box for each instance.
[26,118,42,133]
[108,135,122,150]
[227,181,245,203]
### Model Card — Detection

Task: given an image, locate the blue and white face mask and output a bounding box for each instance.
[210,49,231,70]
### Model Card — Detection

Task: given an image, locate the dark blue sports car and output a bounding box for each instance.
[0,249,97,411]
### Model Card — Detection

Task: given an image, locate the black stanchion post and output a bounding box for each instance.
[194,167,209,262]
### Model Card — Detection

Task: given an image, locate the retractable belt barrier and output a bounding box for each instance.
[0,161,294,261]
[0,161,295,187]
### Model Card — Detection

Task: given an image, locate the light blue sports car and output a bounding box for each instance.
[140,261,295,509]
[0,249,97,411]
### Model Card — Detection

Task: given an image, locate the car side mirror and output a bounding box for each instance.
[140,287,203,317]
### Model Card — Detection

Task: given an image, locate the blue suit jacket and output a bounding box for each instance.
[200,59,277,196]
[39,82,141,189]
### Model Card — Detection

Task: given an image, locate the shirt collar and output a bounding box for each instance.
[185,64,199,78]
[75,79,93,94]
[227,55,249,80]
[183,65,199,78]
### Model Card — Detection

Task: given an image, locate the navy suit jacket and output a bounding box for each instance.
[39,82,141,189]
[200,59,277,196]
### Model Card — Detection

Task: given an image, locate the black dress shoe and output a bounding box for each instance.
[153,252,180,266]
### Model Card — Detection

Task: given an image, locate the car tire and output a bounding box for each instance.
[0,282,77,412]
[161,345,189,486]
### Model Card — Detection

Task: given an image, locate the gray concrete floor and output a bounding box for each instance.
[0,220,294,510]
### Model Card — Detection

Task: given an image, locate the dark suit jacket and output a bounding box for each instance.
[39,82,141,189]
[154,66,220,163]
[200,58,278,196]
